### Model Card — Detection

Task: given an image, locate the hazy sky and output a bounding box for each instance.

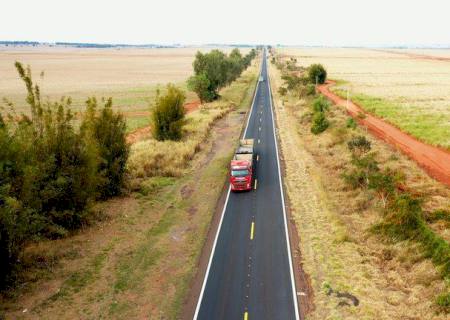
[1,0,449,46]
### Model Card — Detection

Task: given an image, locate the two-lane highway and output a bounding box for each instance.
[194,49,299,320]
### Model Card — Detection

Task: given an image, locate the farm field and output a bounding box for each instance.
[279,47,450,148]
[0,46,248,132]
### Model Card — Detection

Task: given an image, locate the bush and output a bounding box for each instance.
[306,84,316,96]
[368,168,397,207]
[343,153,379,189]
[312,96,330,113]
[308,64,327,84]
[348,135,371,157]
[0,62,130,286]
[311,111,329,134]
[81,97,129,199]
[187,73,214,103]
[278,87,288,96]
[152,84,186,141]
[346,117,357,129]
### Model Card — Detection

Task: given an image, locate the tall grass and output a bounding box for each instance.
[127,63,257,180]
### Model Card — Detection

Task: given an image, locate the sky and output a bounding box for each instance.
[1,0,449,46]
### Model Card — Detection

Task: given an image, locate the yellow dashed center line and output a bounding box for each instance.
[250,222,255,240]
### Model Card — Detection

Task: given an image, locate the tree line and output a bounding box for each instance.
[187,48,257,103]
[0,63,128,286]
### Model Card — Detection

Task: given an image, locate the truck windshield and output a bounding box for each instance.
[231,169,249,177]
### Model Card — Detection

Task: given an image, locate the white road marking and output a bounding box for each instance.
[266,61,300,320]
[193,54,264,320]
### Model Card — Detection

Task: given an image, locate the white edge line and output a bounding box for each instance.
[193,52,264,320]
[267,53,301,319]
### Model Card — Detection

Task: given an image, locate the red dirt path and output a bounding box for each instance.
[126,100,201,144]
[318,81,450,187]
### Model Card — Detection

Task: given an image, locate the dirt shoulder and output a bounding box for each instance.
[269,61,449,319]
[318,81,450,187]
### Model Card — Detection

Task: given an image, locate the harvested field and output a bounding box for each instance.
[279,47,450,148]
[0,46,248,132]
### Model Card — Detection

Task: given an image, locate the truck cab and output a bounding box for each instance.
[230,139,254,191]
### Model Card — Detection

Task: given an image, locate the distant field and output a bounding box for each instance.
[0,46,248,132]
[279,48,450,148]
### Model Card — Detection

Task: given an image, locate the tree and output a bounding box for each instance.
[187,73,214,103]
[152,84,186,141]
[311,111,329,134]
[81,97,129,199]
[308,64,327,84]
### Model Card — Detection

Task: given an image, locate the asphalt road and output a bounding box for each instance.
[194,49,299,320]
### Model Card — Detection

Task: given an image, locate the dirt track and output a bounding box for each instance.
[318,81,450,187]
[126,100,200,144]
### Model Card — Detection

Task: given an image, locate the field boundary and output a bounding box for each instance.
[318,80,450,187]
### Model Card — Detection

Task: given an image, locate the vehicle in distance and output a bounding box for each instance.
[259,75,264,82]
[230,139,255,191]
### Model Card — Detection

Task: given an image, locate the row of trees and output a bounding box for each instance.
[151,48,258,141]
[188,48,257,102]
[0,63,128,286]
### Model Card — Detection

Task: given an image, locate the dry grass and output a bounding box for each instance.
[269,60,449,319]
[278,47,450,148]
[127,61,258,179]
[0,56,258,320]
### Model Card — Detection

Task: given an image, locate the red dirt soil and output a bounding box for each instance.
[318,81,450,187]
[126,100,201,144]
[376,49,450,62]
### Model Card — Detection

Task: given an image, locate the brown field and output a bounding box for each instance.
[278,47,450,148]
[0,46,249,132]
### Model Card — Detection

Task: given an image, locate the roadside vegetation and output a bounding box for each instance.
[0,62,128,287]
[278,47,450,149]
[270,52,450,317]
[0,49,258,319]
[188,48,257,102]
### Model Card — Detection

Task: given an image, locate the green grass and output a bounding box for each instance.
[126,116,149,133]
[332,87,450,149]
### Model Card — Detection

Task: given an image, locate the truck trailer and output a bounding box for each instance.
[230,139,255,191]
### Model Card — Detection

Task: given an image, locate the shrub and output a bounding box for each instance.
[81,97,129,199]
[312,96,330,113]
[152,84,186,141]
[187,73,214,103]
[368,168,397,207]
[343,153,379,189]
[348,135,371,157]
[306,84,316,96]
[308,64,327,84]
[346,117,357,129]
[436,292,450,312]
[278,87,288,96]
[311,111,329,134]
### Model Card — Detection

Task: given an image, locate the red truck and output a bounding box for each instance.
[230,139,255,191]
